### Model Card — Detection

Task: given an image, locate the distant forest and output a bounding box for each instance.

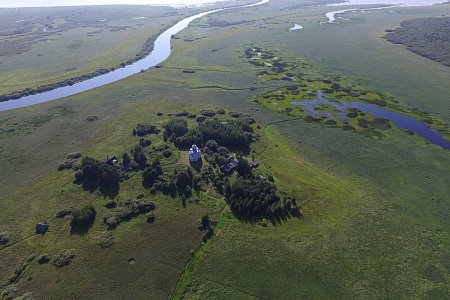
[385,17,450,66]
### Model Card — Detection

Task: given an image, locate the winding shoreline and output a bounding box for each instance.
[0,0,269,112]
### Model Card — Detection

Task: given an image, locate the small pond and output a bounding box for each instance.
[289,24,303,31]
[291,91,450,150]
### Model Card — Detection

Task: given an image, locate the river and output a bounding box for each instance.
[0,0,269,111]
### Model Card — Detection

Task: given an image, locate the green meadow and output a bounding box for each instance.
[1,0,450,299]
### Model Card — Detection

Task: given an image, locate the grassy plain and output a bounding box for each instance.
[1,0,450,299]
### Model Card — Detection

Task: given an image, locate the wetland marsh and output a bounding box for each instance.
[1,0,450,299]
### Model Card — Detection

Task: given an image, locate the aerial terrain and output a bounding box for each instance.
[0,0,449,299]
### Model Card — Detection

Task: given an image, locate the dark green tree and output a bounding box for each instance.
[236,157,252,177]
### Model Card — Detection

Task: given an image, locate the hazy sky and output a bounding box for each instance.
[0,0,233,8]
[346,0,448,5]
[0,0,447,7]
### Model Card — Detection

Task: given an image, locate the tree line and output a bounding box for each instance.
[385,17,450,66]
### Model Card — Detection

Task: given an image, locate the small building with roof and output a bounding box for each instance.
[250,161,259,168]
[228,157,238,167]
[35,222,49,234]
[188,144,201,162]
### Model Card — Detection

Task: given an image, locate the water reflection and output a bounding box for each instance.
[291,91,450,150]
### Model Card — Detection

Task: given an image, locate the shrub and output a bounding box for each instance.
[98,231,114,248]
[52,249,76,268]
[139,137,151,147]
[104,215,120,229]
[73,170,84,184]
[1,284,18,299]
[216,109,225,114]
[135,124,158,136]
[0,231,11,245]
[201,109,215,117]
[201,214,212,231]
[163,149,172,158]
[105,200,116,209]
[38,253,50,264]
[175,110,189,116]
[146,212,156,223]
[196,115,206,123]
[57,158,79,171]
[67,152,82,159]
[71,205,96,228]
[12,292,35,300]
[55,209,71,218]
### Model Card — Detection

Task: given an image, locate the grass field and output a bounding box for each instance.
[1,0,450,299]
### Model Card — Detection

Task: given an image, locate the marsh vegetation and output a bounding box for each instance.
[1,0,450,299]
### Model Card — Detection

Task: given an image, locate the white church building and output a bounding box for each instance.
[188,144,201,162]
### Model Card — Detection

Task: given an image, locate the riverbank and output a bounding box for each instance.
[0,0,269,111]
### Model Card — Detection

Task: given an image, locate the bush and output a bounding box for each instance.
[13,292,35,300]
[55,209,71,218]
[52,249,76,268]
[201,109,215,117]
[135,124,158,136]
[105,200,116,209]
[98,231,114,248]
[0,231,11,245]
[163,149,172,158]
[104,215,120,229]
[139,137,151,147]
[201,214,212,230]
[71,205,96,228]
[38,253,50,264]
[146,212,156,223]
[67,152,82,159]
[57,158,79,171]
[74,170,84,183]
[196,115,206,123]
[1,284,18,299]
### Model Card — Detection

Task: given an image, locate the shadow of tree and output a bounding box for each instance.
[232,208,303,227]
[80,180,119,199]
[70,222,94,236]
[190,158,203,172]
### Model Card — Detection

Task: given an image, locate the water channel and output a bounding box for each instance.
[0,0,269,112]
[291,92,450,150]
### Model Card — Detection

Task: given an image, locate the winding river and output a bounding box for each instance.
[0,0,269,112]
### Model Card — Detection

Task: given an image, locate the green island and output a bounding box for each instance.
[1,0,450,299]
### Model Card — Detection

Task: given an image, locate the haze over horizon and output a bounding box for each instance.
[0,0,447,8]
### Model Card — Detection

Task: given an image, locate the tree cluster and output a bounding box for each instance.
[224,177,280,216]
[133,123,159,137]
[103,199,156,229]
[142,158,163,187]
[131,145,147,169]
[197,119,253,150]
[385,17,450,66]
[75,156,120,187]
[164,118,188,137]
